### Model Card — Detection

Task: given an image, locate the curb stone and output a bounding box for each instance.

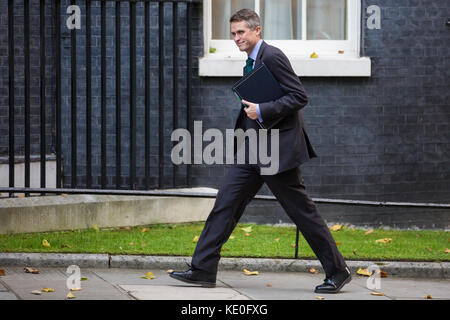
[0,253,448,279]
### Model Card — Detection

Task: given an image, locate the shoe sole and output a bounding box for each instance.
[169,273,216,288]
[314,274,352,294]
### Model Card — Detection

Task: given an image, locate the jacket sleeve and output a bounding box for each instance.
[258,48,308,123]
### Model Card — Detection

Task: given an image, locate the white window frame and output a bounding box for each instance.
[199,0,371,77]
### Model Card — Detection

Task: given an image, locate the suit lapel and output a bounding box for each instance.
[254,40,267,69]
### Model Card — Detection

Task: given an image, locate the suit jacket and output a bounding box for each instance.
[234,40,317,174]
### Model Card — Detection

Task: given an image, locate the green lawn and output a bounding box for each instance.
[0,222,448,262]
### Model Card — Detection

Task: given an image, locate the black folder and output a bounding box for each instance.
[232,62,285,129]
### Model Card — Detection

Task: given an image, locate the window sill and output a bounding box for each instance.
[198,55,371,77]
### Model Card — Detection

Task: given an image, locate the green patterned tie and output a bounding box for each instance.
[244,57,254,75]
[242,58,254,109]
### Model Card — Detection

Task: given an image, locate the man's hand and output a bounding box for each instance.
[241,99,258,120]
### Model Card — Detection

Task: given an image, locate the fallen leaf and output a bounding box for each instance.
[42,239,51,248]
[81,277,88,281]
[92,225,99,232]
[352,249,358,256]
[61,193,68,196]
[290,243,297,248]
[274,238,280,242]
[141,228,148,233]
[31,290,42,295]
[309,267,318,274]
[426,247,432,252]
[240,226,252,233]
[124,226,131,230]
[416,234,420,238]
[24,267,39,274]
[266,284,272,287]
[379,270,388,278]
[425,294,433,299]
[335,241,342,246]
[167,269,174,274]
[129,242,134,246]
[243,269,259,276]
[330,224,343,232]
[66,291,76,299]
[338,50,344,54]
[141,271,155,279]
[371,291,385,296]
[375,238,392,245]
[193,235,199,243]
[245,233,251,237]
[445,248,450,253]
[310,52,319,58]
[229,235,235,239]
[71,288,82,291]
[42,288,55,293]
[356,267,372,277]
[60,244,72,249]
[350,227,355,231]
[315,296,325,300]
[365,229,374,235]
[0,269,5,276]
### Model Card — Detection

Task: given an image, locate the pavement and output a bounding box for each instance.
[0,253,449,301]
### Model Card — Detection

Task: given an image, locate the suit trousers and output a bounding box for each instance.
[191,163,348,278]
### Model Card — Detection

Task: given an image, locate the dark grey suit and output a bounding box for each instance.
[191,41,347,278]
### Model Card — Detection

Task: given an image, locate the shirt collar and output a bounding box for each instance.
[248,39,263,61]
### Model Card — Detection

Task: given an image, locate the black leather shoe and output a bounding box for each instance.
[169,265,216,288]
[314,267,352,294]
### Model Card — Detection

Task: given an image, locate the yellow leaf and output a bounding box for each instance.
[66,291,76,299]
[229,235,235,239]
[315,296,325,300]
[266,284,272,287]
[274,238,280,242]
[141,228,148,233]
[335,241,342,246]
[375,238,392,245]
[92,224,99,231]
[309,267,318,274]
[240,226,252,233]
[42,288,55,293]
[330,224,343,232]
[365,229,374,235]
[71,288,82,291]
[356,267,372,277]
[425,294,433,299]
[60,244,72,249]
[245,233,251,237]
[193,235,199,243]
[42,239,51,248]
[144,272,155,279]
[243,269,259,276]
[371,291,385,296]
[310,52,319,58]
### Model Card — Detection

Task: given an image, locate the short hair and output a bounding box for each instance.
[229,8,261,30]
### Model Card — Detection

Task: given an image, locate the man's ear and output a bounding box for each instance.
[255,25,261,37]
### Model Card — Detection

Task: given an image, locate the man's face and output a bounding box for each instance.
[230,21,261,55]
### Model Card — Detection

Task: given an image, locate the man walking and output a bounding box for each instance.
[170,9,351,294]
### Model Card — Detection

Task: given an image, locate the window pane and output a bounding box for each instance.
[307,0,347,40]
[212,0,255,39]
[260,0,302,40]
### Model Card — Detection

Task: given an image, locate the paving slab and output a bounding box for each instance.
[0,267,131,300]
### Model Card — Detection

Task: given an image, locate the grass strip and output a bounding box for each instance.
[0,223,448,262]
